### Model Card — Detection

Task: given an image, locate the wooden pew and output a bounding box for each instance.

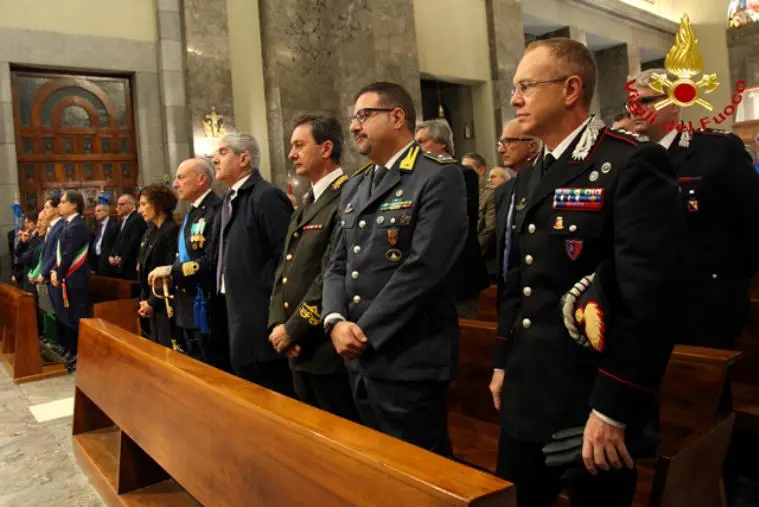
[90,275,138,304]
[92,298,140,335]
[73,319,516,506]
[0,283,67,383]
[452,318,740,507]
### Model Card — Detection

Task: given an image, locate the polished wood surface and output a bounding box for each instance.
[90,275,138,304]
[74,319,515,506]
[0,283,66,383]
[92,298,139,335]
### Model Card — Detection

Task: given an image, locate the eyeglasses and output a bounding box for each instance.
[626,94,668,112]
[349,108,394,125]
[498,137,533,149]
[511,76,570,97]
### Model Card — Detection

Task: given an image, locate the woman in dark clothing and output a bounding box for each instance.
[136,184,179,348]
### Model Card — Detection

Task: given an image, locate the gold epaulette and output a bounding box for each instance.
[422,151,456,165]
[181,261,199,277]
[352,162,372,178]
[331,174,349,191]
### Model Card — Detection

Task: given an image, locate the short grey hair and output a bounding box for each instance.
[95,203,110,211]
[193,158,215,186]
[221,132,261,170]
[633,68,667,90]
[118,194,136,205]
[489,166,509,180]
[416,119,455,157]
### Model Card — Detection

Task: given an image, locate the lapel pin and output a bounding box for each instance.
[601,162,612,174]
[589,170,600,182]
[516,197,527,210]
[345,203,354,213]
[553,216,565,230]
[395,189,403,197]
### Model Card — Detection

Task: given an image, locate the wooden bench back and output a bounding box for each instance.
[92,298,140,334]
[74,319,515,507]
[89,275,138,304]
[454,319,499,425]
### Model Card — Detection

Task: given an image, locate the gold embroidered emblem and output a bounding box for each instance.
[299,303,321,326]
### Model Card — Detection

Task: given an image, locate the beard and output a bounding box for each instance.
[355,137,372,156]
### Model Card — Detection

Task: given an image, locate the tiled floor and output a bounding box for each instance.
[0,368,104,507]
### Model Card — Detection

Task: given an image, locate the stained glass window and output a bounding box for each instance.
[728,0,759,27]
[83,163,94,181]
[63,137,74,154]
[22,137,33,154]
[40,86,108,127]
[61,105,92,128]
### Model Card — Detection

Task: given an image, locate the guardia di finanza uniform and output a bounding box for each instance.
[495,118,684,447]
[322,143,467,455]
[268,172,359,421]
[170,191,221,359]
[665,128,759,350]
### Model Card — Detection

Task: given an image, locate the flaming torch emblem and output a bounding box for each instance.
[650,14,719,111]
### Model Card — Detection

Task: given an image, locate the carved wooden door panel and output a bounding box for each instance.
[11,70,139,215]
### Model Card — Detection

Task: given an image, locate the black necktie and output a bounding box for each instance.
[216,190,234,293]
[542,153,557,177]
[372,166,388,194]
[302,190,314,214]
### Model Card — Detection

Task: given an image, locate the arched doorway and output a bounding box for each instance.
[11,70,139,215]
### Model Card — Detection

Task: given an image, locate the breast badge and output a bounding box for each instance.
[687,199,699,212]
[565,239,583,261]
[385,227,402,262]
[553,216,565,230]
[190,218,207,249]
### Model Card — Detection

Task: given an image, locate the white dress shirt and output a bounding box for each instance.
[311,167,344,202]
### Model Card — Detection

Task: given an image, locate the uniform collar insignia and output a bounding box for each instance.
[399,145,421,171]
[571,116,606,161]
[331,174,349,191]
[613,128,649,142]
[678,130,692,148]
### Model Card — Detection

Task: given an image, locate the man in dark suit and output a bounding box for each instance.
[415,118,489,318]
[171,133,294,396]
[268,113,359,421]
[90,202,119,276]
[51,191,91,370]
[109,194,146,280]
[148,158,220,361]
[322,82,467,456]
[491,38,684,506]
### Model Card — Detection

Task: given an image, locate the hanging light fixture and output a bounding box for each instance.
[436,80,445,118]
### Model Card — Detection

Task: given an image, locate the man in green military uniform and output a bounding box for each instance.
[268,113,359,421]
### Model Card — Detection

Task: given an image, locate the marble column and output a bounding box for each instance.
[594,44,633,125]
[486,0,525,133]
[181,0,235,159]
[0,62,18,273]
[154,0,191,181]
[259,0,421,188]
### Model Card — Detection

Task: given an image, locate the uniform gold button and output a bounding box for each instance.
[282,277,288,284]
[528,224,536,234]
[359,220,366,228]
[353,295,361,304]
[525,255,534,265]
[286,254,293,261]
[351,271,359,279]
[523,287,532,296]
[569,225,577,232]
[522,318,532,329]
[293,232,300,238]
[353,245,361,254]
[284,302,289,309]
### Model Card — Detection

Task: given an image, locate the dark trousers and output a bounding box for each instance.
[293,369,361,423]
[236,359,296,398]
[496,429,637,507]
[179,327,208,363]
[207,295,233,373]
[348,372,452,457]
[148,310,173,349]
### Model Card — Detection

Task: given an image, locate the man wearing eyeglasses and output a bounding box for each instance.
[628,69,759,355]
[491,39,684,507]
[322,81,467,456]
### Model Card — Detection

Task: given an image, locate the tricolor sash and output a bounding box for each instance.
[56,241,88,308]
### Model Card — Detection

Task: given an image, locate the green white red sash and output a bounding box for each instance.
[56,242,88,308]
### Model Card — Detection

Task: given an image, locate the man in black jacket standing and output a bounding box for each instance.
[491,38,684,506]
[90,202,119,276]
[415,118,489,318]
[173,133,294,396]
[109,194,146,280]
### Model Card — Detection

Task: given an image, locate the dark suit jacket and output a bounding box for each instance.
[450,166,489,301]
[111,212,147,280]
[322,145,467,382]
[494,178,517,305]
[172,191,221,329]
[138,219,179,312]
[175,170,293,372]
[90,217,119,276]
[40,219,65,281]
[269,172,349,374]
[668,129,759,349]
[494,125,684,443]
[52,215,92,327]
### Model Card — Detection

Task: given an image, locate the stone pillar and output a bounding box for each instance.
[594,44,633,125]
[258,0,421,187]
[0,62,18,274]
[486,0,525,133]
[181,0,235,159]
[154,0,191,181]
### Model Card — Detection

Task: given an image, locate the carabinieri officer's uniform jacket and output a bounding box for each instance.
[322,143,468,382]
[494,116,686,444]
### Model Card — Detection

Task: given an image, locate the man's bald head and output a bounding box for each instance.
[173,158,214,202]
[498,119,541,171]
